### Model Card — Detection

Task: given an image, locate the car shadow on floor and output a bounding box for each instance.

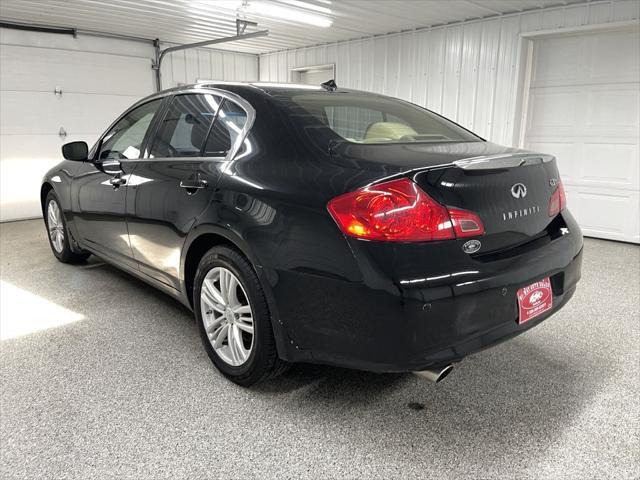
[254,334,601,467]
[3,243,602,468]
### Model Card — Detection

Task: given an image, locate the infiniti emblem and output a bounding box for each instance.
[511,183,527,199]
[462,239,481,254]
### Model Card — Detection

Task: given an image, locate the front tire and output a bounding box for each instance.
[194,246,288,386]
[44,190,90,264]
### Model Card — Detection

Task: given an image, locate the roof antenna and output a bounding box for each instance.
[321,79,337,92]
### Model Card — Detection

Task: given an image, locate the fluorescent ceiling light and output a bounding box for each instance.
[242,1,333,27]
[189,1,333,28]
[276,0,332,15]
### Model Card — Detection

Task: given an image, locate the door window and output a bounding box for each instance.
[203,100,248,158]
[149,94,222,158]
[98,99,161,160]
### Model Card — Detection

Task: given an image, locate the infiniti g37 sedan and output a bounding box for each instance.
[42,82,583,386]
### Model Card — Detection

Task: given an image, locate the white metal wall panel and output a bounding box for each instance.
[524,28,640,243]
[259,1,640,146]
[160,47,258,88]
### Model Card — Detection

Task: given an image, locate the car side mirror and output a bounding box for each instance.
[61,141,88,161]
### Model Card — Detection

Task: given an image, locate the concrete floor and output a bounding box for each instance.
[0,219,638,479]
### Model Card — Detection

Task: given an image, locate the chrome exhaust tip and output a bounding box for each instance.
[413,364,454,383]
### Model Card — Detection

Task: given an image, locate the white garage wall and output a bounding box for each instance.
[258,0,640,147]
[0,28,258,221]
[0,28,152,222]
[160,47,258,88]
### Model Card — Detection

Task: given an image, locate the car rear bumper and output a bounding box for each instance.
[268,217,583,372]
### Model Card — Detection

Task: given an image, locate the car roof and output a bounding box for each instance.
[214,80,359,93]
[138,81,362,102]
[130,81,391,119]
[212,81,332,94]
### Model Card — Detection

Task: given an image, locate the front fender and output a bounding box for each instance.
[41,161,76,213]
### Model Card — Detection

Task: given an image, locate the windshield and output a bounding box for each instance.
[286,93,481,144]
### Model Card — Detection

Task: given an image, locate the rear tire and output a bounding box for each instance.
[193,246,288,386]
[44,190,90,264]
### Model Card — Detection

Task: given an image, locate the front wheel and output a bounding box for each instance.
[193,246,288,386]
[44,190,90,264]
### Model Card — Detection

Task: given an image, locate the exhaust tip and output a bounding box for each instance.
[414,364,454,383]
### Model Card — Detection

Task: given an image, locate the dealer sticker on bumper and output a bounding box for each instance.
[516,277,553,324]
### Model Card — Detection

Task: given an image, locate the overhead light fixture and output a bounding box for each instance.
[276,0,332,15]
[190,1,333,28]
[240,1,333,27]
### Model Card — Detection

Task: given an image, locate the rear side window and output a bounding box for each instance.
[203,100,248,158]
[98,99,161,160]
[149,94,222,158]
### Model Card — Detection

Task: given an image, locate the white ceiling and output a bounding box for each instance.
[0,0,589,54]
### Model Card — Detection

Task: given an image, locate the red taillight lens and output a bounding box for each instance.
[548,179,567,217]
[448,208,485,238]
[327,178,484,242]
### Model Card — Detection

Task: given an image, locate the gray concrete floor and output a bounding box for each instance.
[0,219,638,479]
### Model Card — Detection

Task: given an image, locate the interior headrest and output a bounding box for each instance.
[364,122,418,140]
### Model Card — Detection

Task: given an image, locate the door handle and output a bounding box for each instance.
[110,176,126,188]
[180,177,207,194]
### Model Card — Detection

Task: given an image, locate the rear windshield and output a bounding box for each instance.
[286,93,481,144]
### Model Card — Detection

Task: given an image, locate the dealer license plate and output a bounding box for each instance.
[516,277,553,324]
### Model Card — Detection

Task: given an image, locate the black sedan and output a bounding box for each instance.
[41,82,583,386]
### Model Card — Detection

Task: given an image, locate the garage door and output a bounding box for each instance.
[0,41,153,221]
[523,27,640,244]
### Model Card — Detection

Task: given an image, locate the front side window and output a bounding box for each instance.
[98,99,161,160]
[149,94,222,158]
[203,100,248,158]
[288,93,481,144]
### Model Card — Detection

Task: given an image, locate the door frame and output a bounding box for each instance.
[290,63,336,84]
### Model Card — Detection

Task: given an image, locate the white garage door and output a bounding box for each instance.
[523,27,640,244]
[0,32,154,221]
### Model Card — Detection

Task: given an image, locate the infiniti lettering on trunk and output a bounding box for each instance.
[502,205,541,221]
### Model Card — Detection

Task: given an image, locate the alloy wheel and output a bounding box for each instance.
[47,200,65,253]
[200,266,255,367]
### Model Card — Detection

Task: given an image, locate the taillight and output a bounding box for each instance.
[448,208,485,238]
[548,179,567,217]
[327,178,484,242]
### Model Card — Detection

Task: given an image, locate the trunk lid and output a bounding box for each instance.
[330,141,563,253]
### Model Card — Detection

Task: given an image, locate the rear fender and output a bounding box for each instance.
[181,223,301,362]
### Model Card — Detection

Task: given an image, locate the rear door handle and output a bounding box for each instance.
[110,176,126,188]
[179,179,207,189]
[180,176,208,195]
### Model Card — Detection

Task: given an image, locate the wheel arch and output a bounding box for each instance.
[40,182,54,215]
[181,224,295,362]
[181,225,262,309]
